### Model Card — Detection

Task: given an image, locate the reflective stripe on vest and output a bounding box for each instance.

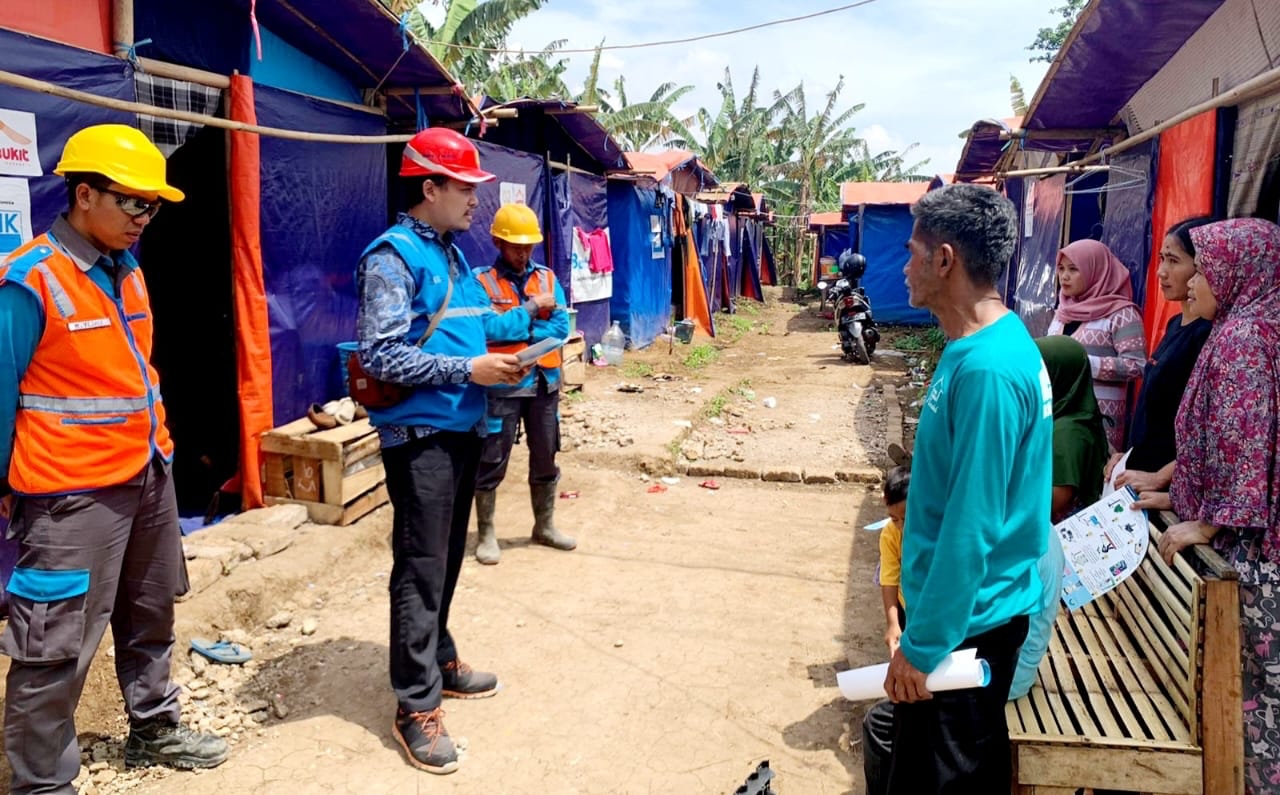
[2,235,173,495]
[478,268,561,369]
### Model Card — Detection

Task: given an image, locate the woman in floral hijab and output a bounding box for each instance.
[1159,217,1280,792]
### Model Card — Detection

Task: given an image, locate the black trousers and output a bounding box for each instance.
[383,431,479,713]
[877,615,1029,795]
[474,382,560,492]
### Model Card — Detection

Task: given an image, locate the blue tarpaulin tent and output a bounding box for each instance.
[607,180,672,348]
[859,205,933,325]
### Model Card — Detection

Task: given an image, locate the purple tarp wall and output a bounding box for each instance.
[454,140,547,275]
[1100,139,1159,308]
[0,28,135,235]
[255,84,387,425]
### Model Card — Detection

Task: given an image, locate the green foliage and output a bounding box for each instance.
[622,362,654,378]
[1027,0,1088,63]
[682,344,719,370]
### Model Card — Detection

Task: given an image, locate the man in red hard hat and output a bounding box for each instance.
[354,127,549,774]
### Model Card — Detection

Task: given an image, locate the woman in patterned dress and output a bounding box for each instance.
[1155,217,1280,793]
[1047,239,1148,452]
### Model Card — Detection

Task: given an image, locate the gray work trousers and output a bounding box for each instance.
[1,458,187,794]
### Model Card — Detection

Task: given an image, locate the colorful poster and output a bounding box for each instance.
[0,109,41,178]
[1057,487,1148,611]
[0,177,33,256]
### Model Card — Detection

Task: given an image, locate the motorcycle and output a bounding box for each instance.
[817,250,880,364]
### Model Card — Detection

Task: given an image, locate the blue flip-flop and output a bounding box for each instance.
[190,637,253,665]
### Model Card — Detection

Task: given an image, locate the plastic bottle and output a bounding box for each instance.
[602,321,626,366]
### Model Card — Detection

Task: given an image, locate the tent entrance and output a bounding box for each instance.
[138,125,241,517]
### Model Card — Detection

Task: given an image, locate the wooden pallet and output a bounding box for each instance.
[561,332,586,392]
[259,416,387,526]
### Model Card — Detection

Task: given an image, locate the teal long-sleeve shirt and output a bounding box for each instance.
[899,312,1054,673]
[477,261,570,395]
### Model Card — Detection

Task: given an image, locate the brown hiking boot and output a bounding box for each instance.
[392,707,458,774]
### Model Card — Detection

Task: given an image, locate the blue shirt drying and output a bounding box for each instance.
[899,312,1054,673]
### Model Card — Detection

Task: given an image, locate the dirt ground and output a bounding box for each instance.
[0,290,924,795]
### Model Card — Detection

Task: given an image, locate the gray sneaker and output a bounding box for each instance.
[125,719,229,770]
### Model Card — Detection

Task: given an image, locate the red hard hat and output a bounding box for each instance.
[400,128,495,183]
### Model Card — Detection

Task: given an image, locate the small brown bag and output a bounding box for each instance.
[347,277,453,410]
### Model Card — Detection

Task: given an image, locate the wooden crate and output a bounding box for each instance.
[259,417,387,526]
[561,331,586,392]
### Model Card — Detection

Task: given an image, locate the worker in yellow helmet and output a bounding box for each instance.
[471,202,576,564]
[0,124,228,794]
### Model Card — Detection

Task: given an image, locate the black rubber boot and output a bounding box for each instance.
[474,489,500,564]
[530,483,575,550]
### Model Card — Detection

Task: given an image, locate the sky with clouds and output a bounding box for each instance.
[488,0,1061,179]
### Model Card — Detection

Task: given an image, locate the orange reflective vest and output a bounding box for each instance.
[477,267,562,369]
[1,234,173,496]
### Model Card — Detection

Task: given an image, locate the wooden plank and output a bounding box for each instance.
[321,460,343,506]
[1046,631,1102,736]
[1200,578,1244,795]
[1185,579,1203,742]
[1081,607,1184,742]
[268,416,319,437]
[309,418,375,446]
[264,483,389,527]
[263,454,289,499]
[259,433,342,461]
[1134,559,1193,629]
[1108,586,1190,710]
[1058,605,1145,740]
[292,456,321,502]
[343,435,382,469]
[1029,666,1065,734]
[264,495,341,526]
[336,483,389,526]
[1010,733,1198,752]
[340,462,385,504]
[1016,744,1202,793]
[1110,581,1189,679]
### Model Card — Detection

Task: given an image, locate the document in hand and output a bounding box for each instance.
[1056,486,1148,611]
[836,648,990,701]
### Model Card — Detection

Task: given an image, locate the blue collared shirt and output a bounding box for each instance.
[1,216,138,489]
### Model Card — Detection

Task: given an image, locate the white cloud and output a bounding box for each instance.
[507,0,1054,173]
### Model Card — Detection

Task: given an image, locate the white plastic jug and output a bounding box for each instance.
[602,321,625,366]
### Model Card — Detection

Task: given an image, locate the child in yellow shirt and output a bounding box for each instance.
[877,466,910,652]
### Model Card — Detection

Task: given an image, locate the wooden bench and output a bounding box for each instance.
[1008,515,1244,794]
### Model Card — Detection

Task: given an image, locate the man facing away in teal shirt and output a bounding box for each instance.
[880,184,1053,794]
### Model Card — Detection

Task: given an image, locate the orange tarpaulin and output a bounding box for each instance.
[673,194,714,337]
[228,75,274,509]
[1143,111,1216,352]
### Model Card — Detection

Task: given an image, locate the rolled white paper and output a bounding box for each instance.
[837,648,991,701]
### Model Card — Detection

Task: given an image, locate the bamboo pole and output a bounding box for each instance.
[0,68,416,144]
[111,0,133,60]
[997,164,1113,179]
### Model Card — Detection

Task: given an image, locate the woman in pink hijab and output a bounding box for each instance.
[1047,239,1148,451]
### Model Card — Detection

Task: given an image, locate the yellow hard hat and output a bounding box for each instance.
[490,203,543,244]
[54,124,185,202]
